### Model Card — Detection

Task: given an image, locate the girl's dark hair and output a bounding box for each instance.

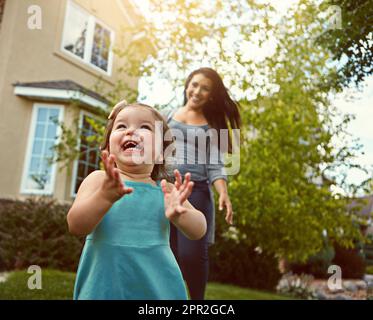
[101,101,174,181]
[183,67,241,153]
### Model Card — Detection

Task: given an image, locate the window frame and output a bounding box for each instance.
[70,110,103,198]
[61,0,115,76]
[20,103,64,195]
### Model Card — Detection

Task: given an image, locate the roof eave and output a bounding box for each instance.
[13,86,108,110]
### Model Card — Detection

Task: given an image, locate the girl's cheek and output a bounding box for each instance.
[142,132,155,150]
[108,132,121,150]
[142,132,160,160]
[110,130,122,140]
[153,136,164,161]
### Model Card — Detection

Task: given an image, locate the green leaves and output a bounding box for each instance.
[316,0,373,88]
[49,0,372,263]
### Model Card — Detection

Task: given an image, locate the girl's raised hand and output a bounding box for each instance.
[100,150,133,203]
[161,170,194,221]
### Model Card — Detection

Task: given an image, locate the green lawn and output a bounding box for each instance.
[205,282,291,300]
[0,269,76,300]
[0,269,291,300]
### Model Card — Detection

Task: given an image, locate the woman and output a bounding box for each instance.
[165,67,241,300]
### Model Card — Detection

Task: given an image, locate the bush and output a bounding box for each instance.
[209,217,281,291]
[290,245,335,279]
[366,266,373,275]
[0,197,84,272]
[332,242,366,279]
[289,241,366,279]
[209,239,281,291]
[363,241,373,266]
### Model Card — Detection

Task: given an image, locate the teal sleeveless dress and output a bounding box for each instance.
[73,180,188,300]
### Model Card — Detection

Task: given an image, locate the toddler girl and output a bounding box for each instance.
[67,101,207,299]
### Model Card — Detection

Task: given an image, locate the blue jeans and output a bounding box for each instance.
[170,180,213,300]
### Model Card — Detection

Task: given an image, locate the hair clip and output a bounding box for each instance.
[108,99,128,119]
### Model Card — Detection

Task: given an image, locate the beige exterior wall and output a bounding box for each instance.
[0,0,144,202]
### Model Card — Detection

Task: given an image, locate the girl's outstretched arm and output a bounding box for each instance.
[67,151,133,236]
[161,170,207,240]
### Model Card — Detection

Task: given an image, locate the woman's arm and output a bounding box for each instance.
[205,133,233,224]
[67,151,133,236]
[161,170,207,240]
[213,178,233,225]
[205,133,234,225]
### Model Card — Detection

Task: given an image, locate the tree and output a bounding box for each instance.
[55,0,371,262]
[317,0,373,88]
[135,0,370,261]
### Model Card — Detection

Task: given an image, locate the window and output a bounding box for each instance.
[62,2,88,60]
[21,104,64,195]
[91,22,111,71]
[71,112,102,196]
[61,0,114,74]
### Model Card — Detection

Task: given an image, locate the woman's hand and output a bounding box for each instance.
[219,192,233,225]
[100,150,133,203]
[161,170,194,221]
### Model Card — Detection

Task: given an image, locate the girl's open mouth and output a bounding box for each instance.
[121,140,143,153]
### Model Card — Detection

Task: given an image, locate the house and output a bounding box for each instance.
[348,194,373,234]
[0,0,149,202]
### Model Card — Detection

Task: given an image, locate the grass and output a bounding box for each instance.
[0,269,76,300]
[0,269,292,300]
[205,282,291,300]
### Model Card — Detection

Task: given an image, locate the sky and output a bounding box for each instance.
[331,76,373,188]
[133,0,373,191]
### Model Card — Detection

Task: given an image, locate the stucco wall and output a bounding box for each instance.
[0,0,143,201]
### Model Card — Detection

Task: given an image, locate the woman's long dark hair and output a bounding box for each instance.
[183,67,241,153]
